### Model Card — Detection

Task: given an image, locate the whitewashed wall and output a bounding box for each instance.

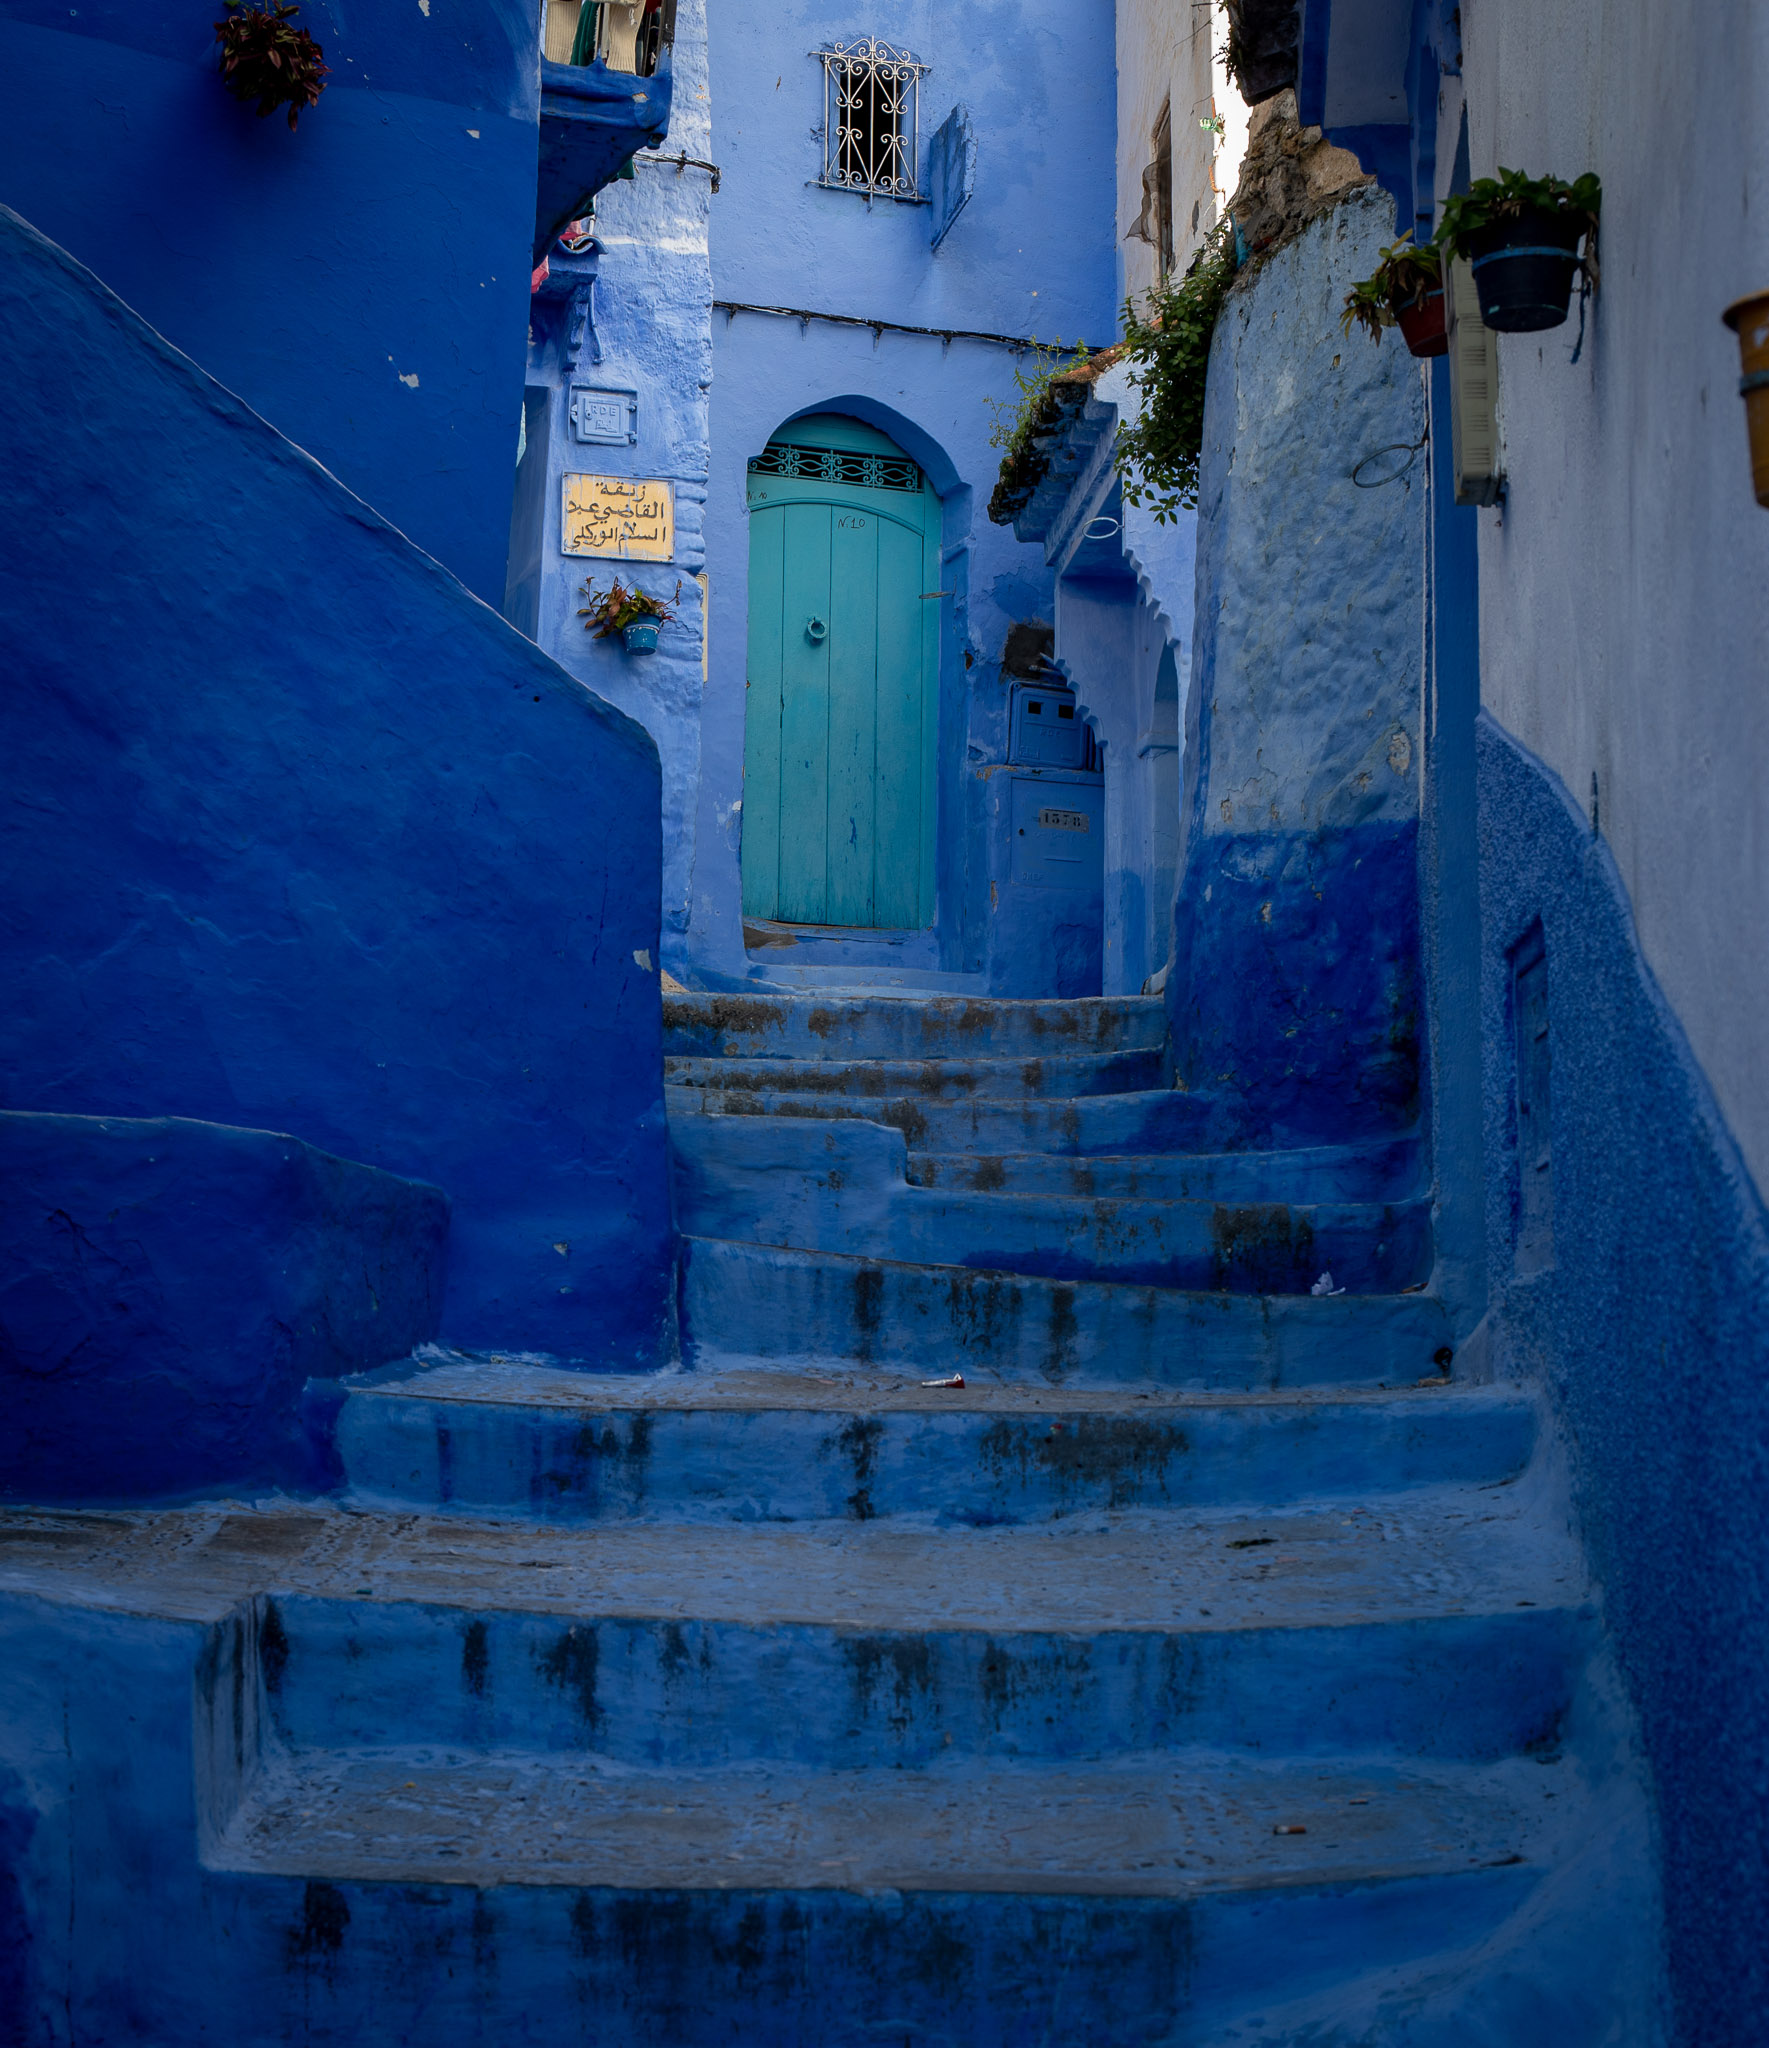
[1114,0,1246,308]
[1458,0,1769,1197]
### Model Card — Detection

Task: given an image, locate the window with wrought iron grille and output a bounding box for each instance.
[816,38,928,201]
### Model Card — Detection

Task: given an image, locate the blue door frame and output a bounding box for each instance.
[742,415,940,930]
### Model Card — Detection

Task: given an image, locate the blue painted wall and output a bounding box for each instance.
[0,1114,447,1503]
[688,0,1119,989]
[0,0,540,602]
[520,0,713,973]
[1477,716,1769,2048]
[0,207,674,1367]
[1171,188,1427,1141]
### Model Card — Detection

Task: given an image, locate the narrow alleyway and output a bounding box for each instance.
[243,994,1655,2030]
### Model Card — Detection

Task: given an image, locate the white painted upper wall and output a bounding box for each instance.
[1114,0,1245,310]
[1462,0,1769,1198]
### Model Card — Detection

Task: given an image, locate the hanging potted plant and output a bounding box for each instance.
[214,0,328,130]
[1340,235,1447,358]
[1435,168,1601,334]
[578,575,678,654]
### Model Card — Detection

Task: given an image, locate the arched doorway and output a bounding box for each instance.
[741,413,940,930]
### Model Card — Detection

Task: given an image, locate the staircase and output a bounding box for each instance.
[0,993,1658,2043]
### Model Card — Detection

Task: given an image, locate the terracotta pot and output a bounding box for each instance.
[1396,288,1448,358]
[1723,290,1769,508]
[1466,208,1584,332]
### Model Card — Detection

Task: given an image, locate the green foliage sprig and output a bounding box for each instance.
[985,342,1092,517]
[578,576,679,637]
[1114,223,1238,522]
[1341,234,1442,342]
[215,1,328,130]
[1434,169,1602,258]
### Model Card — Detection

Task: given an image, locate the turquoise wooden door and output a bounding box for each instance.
[742,417,940,929]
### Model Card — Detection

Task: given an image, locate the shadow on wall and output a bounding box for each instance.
[1477,713,1769,2048]
[0,207,673,1371]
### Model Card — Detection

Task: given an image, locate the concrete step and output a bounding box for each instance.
[667,1082,1248,1154]
[192,1750,1588,2046]
[671,1113,1429,1291]
[338,1360,1536,1524]
[681,1236,1454,1385]
[0,1495,1586,1772]
[0,1504,1661,2048]
[211,1744,1555,1902]
[249,1519,1580,1769]
[664,1048,1166,1102]
[906,1135,1423,1203]
[664,991,1168,1061]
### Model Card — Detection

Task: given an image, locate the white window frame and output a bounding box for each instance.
[815,38,929,202]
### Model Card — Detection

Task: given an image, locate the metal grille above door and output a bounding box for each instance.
[748,443,922,493]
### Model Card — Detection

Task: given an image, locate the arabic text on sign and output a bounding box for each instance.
[562,474,675,561]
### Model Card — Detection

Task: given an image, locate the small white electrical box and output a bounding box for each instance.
[1446,258,1502,506]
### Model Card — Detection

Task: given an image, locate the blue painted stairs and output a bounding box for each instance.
[667,992,1445,1372]
[0,992,1657,2042]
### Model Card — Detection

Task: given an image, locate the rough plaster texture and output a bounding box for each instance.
[0,0,540,602]
[1461,0,1769,1205]
[1478,713,1769,2048]
[0,207,673,1365]
[0,1114,446,1503]
[523,0,712,972]
[693,0,1119,988]
[1172,186,1427,1135]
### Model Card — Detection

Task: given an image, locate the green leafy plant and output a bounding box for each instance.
[1341,234,1442,342]
[985,342,1092,518]
[214,1,328,130]
[578,576,679,637]
[1435,169,1602,261]
[1114,222,1238,521]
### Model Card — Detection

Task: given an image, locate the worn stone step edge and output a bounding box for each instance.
[904,1136,1423,1202]
[664,1049,1166,1102]
[204,1746,1558,1901]
[667,1084,1259,1155]
[663,992,1168,1062]
[337,1364,1534,1523]
[679,1236,1455,1386]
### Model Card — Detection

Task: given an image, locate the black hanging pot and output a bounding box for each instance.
[1465,207,1586,332]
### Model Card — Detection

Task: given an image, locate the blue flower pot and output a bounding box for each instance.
[622,620,661,654]
[1465,207,1584,333]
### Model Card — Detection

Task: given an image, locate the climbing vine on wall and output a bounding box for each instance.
[1114,224,1238,522]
